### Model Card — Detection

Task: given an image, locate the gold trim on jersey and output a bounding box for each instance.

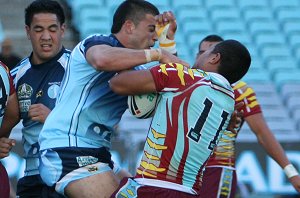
[235,87,254,101]
[144,151,160,161]
[146,138,167,150]
[136,169,156,178]
[151,128,166,139]
[233,81,246,90]
[140,161,166,172]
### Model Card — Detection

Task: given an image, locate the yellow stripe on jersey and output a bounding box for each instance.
[146,138,167,150]
[151,128,166,139]
[160,64,168,76]
[175,63,186,86]
[223,131,236,138]
[119,192,128,198]
[127,189,134,196]
[233,81,246,90]
[220,162,235,166]
[144,151,160,161]
[188,69,195,80]
[248,101,259,108]
[219,138,232,143]
[248,96,257,101]
[136,169,156,178]
[140,161,166,172]
[235,87,254,101]
[214,151,234,157]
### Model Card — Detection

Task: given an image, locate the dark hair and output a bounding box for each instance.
[25,0,65,26]
[212,40,251,84]
[199,34,224,47]
[111,0,159,34]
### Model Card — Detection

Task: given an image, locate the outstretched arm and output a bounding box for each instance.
[246,113,300,193]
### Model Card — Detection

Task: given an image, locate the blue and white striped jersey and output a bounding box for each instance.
[11,48,70,176]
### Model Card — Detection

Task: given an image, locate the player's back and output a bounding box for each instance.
[136,65,235,194]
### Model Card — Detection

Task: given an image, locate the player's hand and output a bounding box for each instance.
[28,103,51,123]
[227,102,244,133]
[289,175,300,193]
[0,137,16,159]
[159,49,190,67]
[155,11,177,40]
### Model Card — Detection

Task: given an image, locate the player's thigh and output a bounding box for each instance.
[65,170,119,198]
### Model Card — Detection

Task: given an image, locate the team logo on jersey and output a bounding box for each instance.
[17,83,33,99]
[18,83,33,113]
[47,84,60,99]
[76,156,98,167]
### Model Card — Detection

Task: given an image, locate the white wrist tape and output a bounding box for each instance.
[284,164,299,178]
[144,49,151,63]
[156,48,162,61]
[157,24,177,54]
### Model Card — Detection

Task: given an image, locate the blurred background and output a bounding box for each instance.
[1,0,300,197]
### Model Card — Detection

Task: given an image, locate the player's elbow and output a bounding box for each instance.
[109,78,127,95]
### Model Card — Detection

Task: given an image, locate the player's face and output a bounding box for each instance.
[193,44,218,71]
[26,13,65,65]
[130,14,158,49]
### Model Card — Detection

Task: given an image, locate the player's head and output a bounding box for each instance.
[25,0,65,64]
[194,39,251,84]
[197,35,224,58]
[111,0,160,49]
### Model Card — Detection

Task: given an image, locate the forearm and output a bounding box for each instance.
[256,132,290,168]
[110,70,156,95]
[86,45,160,72]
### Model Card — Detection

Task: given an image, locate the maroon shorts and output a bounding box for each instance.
[0,162,10,198]
[111,177,197,198]
[198,167,237,198]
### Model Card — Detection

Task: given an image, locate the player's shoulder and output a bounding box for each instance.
[10,57,31,80]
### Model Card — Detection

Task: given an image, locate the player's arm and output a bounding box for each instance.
[246,113,300,192]
[86,45,187,72]
[110,69,156,95]
[0,92,20,138]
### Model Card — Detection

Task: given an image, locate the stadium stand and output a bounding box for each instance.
[64,0,300,142]
[237,0,269,10]
[0,20,4,42]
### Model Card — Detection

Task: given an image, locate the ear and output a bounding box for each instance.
[60,23,66,38]
[210,53,221,64]
[124,20,135,34]
[25,25,31,40]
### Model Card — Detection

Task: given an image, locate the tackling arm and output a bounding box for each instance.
[109,69,156,95]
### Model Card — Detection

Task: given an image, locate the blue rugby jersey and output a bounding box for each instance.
[39,34,148,151]
[135,63,235,194]
[10,48,70,176]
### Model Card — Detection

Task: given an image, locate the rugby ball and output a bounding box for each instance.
[127,93,160,119]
